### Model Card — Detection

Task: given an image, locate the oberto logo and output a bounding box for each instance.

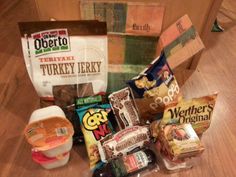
[31,29,70,55]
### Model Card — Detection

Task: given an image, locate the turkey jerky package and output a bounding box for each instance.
[18,21,108,101]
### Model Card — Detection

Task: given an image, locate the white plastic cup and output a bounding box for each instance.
[29,105,66,123]
[32,150,70,170]
[25,105,74,153]
[41,137,73,158]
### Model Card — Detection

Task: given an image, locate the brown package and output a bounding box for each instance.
[108,87,140,129]
[157,124,204,161]
[98,126,150,162]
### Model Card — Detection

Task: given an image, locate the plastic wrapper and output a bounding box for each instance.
[93,148,159,177]
[19,21,108,99]
[76,104,114,170]
[76,95,107,108]
[160,93,218,134]
[157,123,204,162]
[109,87,140,129]
[127,53,181,121]
[98,125,150,162]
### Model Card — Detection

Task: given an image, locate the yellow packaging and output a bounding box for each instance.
[160,93,218,134]
[76,104,113,169]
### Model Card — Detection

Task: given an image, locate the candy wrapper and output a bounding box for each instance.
[76,104,114,169]
[128,53,181,121]
[109,87,140,129]
[160,93,218,134]
[98,126,150,162]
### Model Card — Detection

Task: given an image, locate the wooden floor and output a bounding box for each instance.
[0,0,236,177]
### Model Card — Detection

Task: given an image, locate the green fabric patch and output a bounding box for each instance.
[124,35,158,65]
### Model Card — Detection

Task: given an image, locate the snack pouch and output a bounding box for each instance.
[98,125,150,162]
[157,124,204,161]
[160,93,218,134]
[127,53,181,119]
[108,87,140,130]
[76,104,113,169]
[19,21,108,100]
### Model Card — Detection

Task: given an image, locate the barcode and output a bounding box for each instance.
[56,127,68,136]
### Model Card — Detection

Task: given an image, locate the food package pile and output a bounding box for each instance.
[19,3,217,176]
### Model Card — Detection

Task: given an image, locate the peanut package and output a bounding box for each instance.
[19,21,108,101]
[76,104,114,169]
[160,93,218,134]
[128,53,181,121]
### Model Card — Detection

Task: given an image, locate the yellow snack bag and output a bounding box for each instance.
[160,93,218,134]
[76,104,113,170]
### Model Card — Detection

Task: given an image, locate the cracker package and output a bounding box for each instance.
[76,104,114,169]
[157,124,204,161]
[127,53,181,120]
[160,93,218,134]
[19,21,108,101]
[108,87,140,129]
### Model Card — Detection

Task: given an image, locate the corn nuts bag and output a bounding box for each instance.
[76,104,114,169]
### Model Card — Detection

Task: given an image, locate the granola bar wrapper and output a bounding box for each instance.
[157,124,204,161]
[98,125,150,162]
[76,104,114,170]
[108,87,140,130]
[127,53,181,121]
[160,93,218,135]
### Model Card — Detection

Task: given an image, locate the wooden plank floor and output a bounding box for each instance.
[0,0,236,177]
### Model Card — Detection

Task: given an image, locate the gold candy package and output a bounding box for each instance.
[76,104,114,170]
[157,124,204,161]
[127,53,181,120]
[160,93,218,134]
